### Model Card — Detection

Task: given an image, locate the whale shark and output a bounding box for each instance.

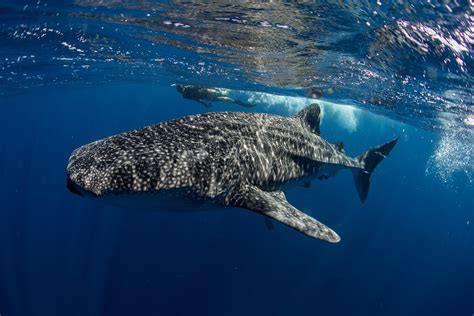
[67,103,398,243]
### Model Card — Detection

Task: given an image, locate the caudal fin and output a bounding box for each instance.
[352,137,399,203]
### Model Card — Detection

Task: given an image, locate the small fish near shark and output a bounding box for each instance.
[67,103,398,243]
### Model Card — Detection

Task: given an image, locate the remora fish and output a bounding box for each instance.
[67,103,398,243]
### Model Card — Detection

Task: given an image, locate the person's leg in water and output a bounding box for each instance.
[216,96,255,108]
[234,99,256,108]
[197,100,213,108]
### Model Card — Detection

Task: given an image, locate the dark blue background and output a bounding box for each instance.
[0,84,473,316]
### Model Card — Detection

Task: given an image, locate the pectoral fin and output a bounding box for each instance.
[228,185,340,243]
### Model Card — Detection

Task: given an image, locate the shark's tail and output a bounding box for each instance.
[352,137,399,203]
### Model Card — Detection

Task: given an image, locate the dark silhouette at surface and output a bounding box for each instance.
[304,86,336,99]
[176,84,255,108]
[305,86,324,99]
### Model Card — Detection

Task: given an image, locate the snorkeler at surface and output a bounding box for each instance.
[176,84,255,108]
[304,86,336,99]
[305,86,324,99]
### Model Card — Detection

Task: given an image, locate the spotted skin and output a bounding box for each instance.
[67,104,396,242]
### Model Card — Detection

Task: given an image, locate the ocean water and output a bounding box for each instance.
[0,1,473,316]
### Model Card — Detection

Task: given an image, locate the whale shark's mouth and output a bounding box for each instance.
[67,177,99,198]
[67,177,83,196]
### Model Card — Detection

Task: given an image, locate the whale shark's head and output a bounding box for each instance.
[66,140,205,210]
[66,132,194,202]
[66,142,117,198]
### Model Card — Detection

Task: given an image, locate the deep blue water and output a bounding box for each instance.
[1,1,474,315]
[0,83,473,316]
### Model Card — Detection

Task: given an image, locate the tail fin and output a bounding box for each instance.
[352,137,399,203]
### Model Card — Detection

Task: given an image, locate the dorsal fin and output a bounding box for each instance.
[295,103,321,135]
[334,141,344,151]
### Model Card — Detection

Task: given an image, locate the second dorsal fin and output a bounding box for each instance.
[295,103,321,135]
